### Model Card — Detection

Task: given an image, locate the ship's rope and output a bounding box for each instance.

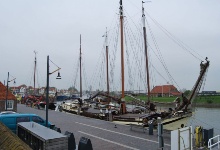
[68,54,77,93]
[89,1,208,97]
[82,54,89,92]
[89,40,105,91]
[109,20,120,92]
[88,19,122,92]
[146,13,204,62]
[126,0,208,96]
[28,61,34,88]
[124,30,133,91]
[145,18,181,90]
[72,55,80,91]
[124,4,180,93]
[36,66,44,90]
[85,11,120,93]
[123,17,144,91]
[123,10,150,93]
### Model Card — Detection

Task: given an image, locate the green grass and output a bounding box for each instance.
[125,95,176,103]
[125,95,220,104]
[193,95,220,104]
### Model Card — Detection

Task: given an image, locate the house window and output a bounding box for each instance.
[5,100,14,110]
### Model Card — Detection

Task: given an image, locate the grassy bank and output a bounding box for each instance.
[125,95,220,104]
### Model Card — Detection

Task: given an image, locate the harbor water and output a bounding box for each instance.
[187,107,220,136]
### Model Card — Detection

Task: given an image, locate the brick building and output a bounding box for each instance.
[0,82,17,112]
[151,85,181,97]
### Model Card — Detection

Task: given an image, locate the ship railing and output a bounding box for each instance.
[208,135,220,150]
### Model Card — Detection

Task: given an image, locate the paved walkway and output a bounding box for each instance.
[17,104,171,150]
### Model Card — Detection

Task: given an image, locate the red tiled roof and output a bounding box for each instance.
[18,84,27,88]
[151,85,180,94]
[170,92,182,96]
[0,82,16,100]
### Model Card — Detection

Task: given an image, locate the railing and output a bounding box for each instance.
[208,135,220,150]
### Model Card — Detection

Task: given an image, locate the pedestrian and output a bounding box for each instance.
[30,101,33,107]
[25,99,28,107]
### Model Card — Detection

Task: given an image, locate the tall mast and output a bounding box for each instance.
[142,2,151,103]
[34,51,37,95]
[79,34,82,98]
[105,28,110,103]
[119,0,125,99]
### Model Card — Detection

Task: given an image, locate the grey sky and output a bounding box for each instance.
[0,0,219,92]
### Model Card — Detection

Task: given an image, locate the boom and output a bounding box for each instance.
[175,58,210,112]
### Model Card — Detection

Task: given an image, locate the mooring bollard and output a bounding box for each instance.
[149,121,154,135]
[65,131,76,150]
[158,122,164,149]
[78,137,93,150]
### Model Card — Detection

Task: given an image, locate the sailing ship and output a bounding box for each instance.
[22,52,59,110]
[22,51,45,105]
[131,1,210,126]
[61,35,90,113]
[88,0,210,128]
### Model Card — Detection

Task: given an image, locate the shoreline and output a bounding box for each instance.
[126,101,220,108]
[153,102,220,108]
[191,103,220,108]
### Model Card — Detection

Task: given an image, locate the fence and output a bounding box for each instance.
[208,135,220,150]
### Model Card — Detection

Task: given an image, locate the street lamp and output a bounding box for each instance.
[46,55,61,127]
[5,72,16,111]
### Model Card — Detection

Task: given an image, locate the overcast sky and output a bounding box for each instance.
[0,0,219,92]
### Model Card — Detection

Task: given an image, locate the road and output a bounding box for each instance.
[17,104,171,150]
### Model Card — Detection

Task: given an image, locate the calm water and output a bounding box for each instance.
[187,107,220,136]
[120,104,220,135]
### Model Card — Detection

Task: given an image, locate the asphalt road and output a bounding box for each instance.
[17,104,171,150]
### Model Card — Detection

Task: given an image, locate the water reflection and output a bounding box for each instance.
[187,107,220,135]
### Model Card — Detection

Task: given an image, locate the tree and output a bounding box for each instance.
[68,86,78,94]
[184,90,191,96]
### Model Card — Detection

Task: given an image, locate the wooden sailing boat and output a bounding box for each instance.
[22,51,45,105]
[137,1,210,126]
[61,35,90,113]
[89,0,210,126]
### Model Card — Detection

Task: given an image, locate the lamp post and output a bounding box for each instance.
[46,56,49,127]
[5,72,9,111]
[46,55,61,127]
[5,72,16,111]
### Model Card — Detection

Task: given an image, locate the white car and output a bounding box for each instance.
[0,111,18,115]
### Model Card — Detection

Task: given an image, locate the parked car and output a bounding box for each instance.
[0,113,54,133]
[0,111,18,115]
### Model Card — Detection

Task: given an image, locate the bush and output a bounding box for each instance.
[206,99,213,104]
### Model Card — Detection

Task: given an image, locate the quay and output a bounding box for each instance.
[17,104,171,150]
